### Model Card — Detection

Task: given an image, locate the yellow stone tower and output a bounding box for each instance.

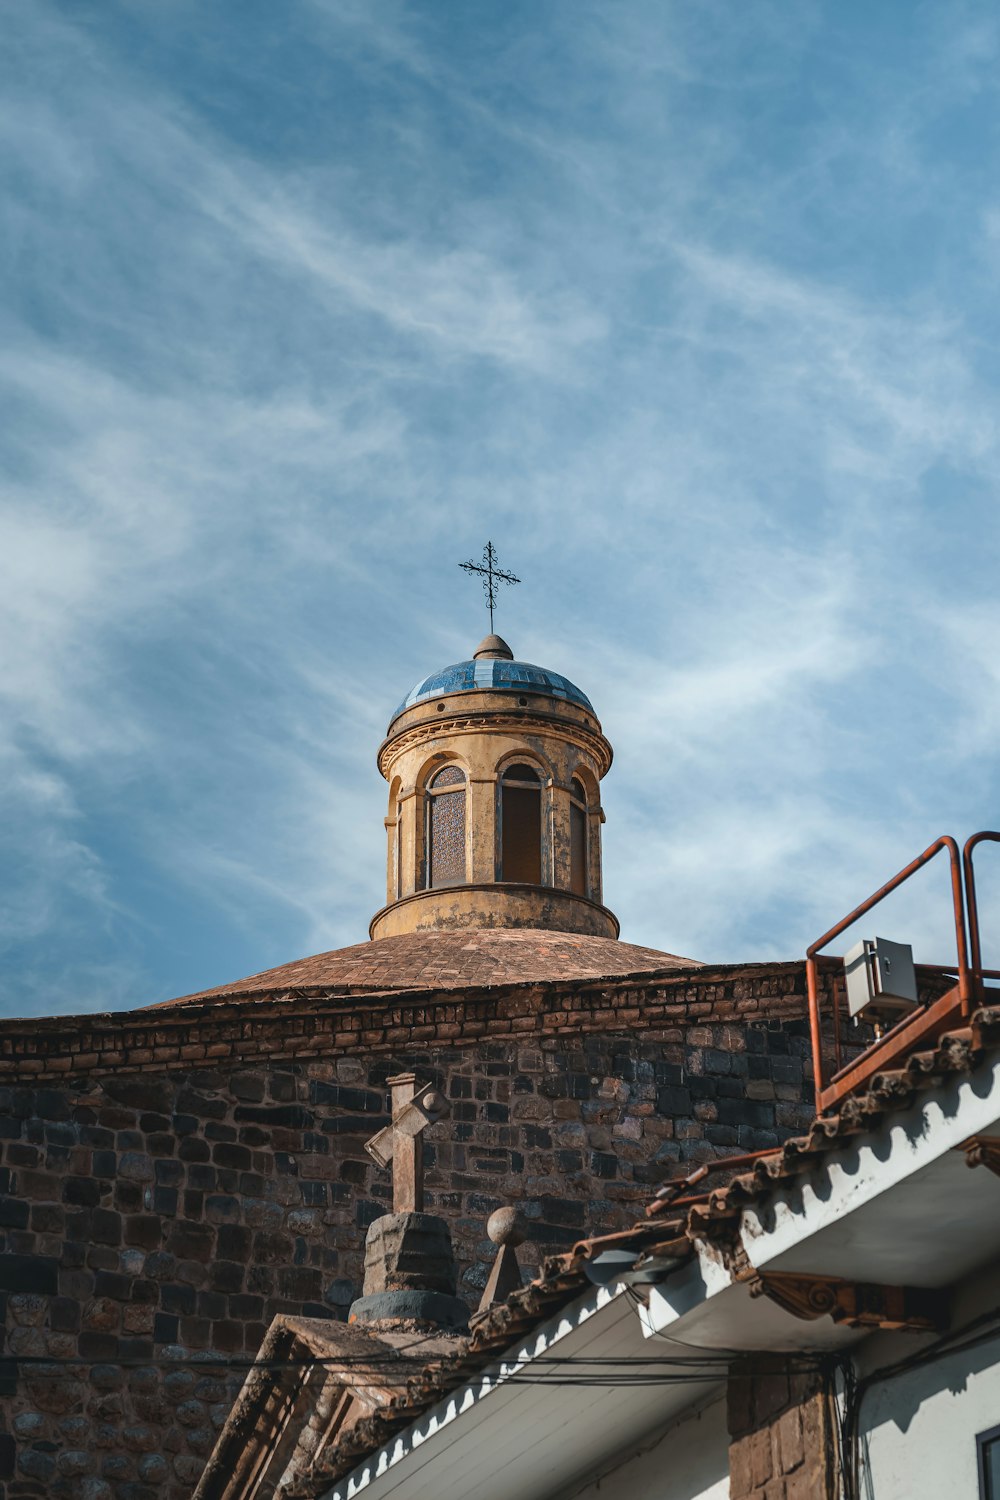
[370,633,618,940]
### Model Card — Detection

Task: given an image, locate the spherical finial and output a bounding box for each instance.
[473,634,514,661]
[487,1206,527,1247]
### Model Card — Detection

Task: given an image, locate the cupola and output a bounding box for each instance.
[370,636,617,940]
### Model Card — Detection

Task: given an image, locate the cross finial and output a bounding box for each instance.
[459,540,520,633]
[364,1075,451,1213]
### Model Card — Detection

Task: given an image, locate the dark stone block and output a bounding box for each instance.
[50,1296,81,1332]
[179,1137,210,1163]
[30,1203,64,1233]
[176,1087,226,1120]
[228,1293,263,1318]
[0,1198,28,1229]
[92,1208,122,1244]
[104,1078,176,1114]
[537,1196,586,1226]
[590,1151,618,1179]
[166,1222,214,1261]
[718,1099,775,1128]
[233,1105,314,1128]
[79,1331,119,1359]
[210,1261,244,1294]
[656,1085,692,1115]
[153,1311,179,1344]
[153,1188,178,1216]
[0,1254,57,1293]
[309,1082,385,1112]
[231,1073,266,1103]
[63,1176,101,1207]
[179,1315,211,1347]
[161,1283,196,1316]
[95,1269,132,1301]
[92,1150,117,1178]
[123,1215,160,1250]
[212,1318,243,1352]
[216,1225,252,1259]
[212,1143,251,1170]
[269,1073,297,1102]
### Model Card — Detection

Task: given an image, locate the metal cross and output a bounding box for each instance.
[459,540,520,633]
[364,1074,451,1214]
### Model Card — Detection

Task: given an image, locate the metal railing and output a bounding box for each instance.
[806,831,999,1112]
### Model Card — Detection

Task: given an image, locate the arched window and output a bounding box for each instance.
[388,781,402,900]
[570,778,588,897]
[426,764,466,889]
[501,763,542,884]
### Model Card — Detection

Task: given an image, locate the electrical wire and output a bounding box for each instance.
[838,1305,1000,1500]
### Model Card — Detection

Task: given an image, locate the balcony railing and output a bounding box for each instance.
[807,832,1000,1113]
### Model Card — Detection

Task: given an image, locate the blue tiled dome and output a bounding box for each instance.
[392,645,594,723]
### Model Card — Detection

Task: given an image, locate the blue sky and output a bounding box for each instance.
[3,1,999,1017]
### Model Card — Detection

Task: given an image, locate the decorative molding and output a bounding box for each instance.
[378,712,613,779]
[749,1271,946,1332]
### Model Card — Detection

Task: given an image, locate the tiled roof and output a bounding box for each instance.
[283,1255,592,1499]
[392,657,594,722]
[682,1005,1000,1241]
[152,929,700,1008]
[286,1005,1000,1496]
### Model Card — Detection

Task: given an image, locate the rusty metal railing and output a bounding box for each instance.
[806,833,1000,1113]
[964,831,1000,988]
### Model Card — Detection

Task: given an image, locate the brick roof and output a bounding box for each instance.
[154,928,700,1008]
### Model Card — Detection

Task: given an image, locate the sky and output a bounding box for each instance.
[2,0,999,1018]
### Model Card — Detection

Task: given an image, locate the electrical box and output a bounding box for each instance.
[844,937,918,1022]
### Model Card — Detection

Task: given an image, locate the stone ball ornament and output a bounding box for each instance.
[487,1206,527,1247]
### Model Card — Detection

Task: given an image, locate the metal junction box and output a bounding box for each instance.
[844,937,918,1021]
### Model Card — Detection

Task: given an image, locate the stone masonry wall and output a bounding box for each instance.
[727,1356,837,1500]
[0,965,822,1500]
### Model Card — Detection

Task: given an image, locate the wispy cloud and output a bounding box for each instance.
[2,1,998,1015]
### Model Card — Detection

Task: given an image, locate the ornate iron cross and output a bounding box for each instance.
[459,540,520,633]
[364,1074,451,1214]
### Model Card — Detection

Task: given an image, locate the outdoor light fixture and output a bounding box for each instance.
[583,1248,687,1289]
[844,937,918,1024]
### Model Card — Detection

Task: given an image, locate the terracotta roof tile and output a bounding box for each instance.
[152,928,700,1009]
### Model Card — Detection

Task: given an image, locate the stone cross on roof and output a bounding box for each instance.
[364,1073,451,1213]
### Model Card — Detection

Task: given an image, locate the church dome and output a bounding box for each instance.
[391,635,594,725]
[375,632,615,943]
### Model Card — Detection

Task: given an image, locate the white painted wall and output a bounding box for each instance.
[550,1393,729,1500]
[855,1263,1000,1500]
